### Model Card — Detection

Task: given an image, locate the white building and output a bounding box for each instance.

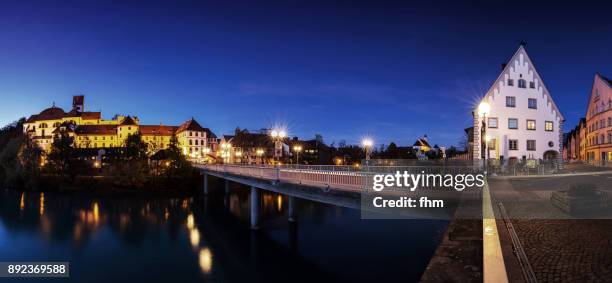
[473,44,564,163]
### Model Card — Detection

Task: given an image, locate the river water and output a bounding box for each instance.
[0,183,447,282]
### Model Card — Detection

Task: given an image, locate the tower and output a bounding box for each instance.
[72,95,84,113]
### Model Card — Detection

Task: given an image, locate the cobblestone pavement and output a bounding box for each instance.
[512,219,612,282]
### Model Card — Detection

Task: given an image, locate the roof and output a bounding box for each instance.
[25,115,39,123]
[597,73,612,87]
[413,138,431,148]
[230,131,273,148]
[479,44,564,121]
[139,125,178,136]
[36,107,66,121]
[203,128,217,138]
[65,110,101,120]
[74,125,117,135]
[120,116,138,126]
[176,118,205,133]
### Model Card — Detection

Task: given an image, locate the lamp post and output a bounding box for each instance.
[478,101,491,174]
[362,138,373,165]
[270,129,286,166]
[293,145,302,164]
[256,148,264,165]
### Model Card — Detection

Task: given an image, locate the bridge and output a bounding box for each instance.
[194,164,368,229]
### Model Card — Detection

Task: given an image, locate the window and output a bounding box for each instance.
[518,79,526,88]
[608,117,611,127]
[189,140,192,145]
[527,120,536,131]
[487,139,496,150]
[506,96,516,107]
[488,118,498,128]
[509,140,518,150]
[545,121,554,132]
[507,79,514,86]
[508,118,518,129]
[529,81,535,89]
[528,98,537,109]
[527,140,536,151]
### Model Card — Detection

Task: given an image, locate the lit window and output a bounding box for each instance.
[527,140,536,151]
[506,96,516,107]
[509,140,518,150]
[545,121,554,132]
[528,98,537,109]
[527,120,536,131]
[488,118,498,128]
[508,118,518,129]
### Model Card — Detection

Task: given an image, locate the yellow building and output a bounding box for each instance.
[23,96,218,159]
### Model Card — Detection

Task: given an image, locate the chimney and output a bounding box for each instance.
[72,95,84,113]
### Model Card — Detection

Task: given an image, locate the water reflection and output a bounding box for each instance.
[0,186,446,282]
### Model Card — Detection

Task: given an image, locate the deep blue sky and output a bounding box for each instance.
[1,0,610,147]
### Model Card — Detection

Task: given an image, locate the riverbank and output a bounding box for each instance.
[3,172,205,194]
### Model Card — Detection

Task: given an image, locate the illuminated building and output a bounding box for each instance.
[23,95,217,159]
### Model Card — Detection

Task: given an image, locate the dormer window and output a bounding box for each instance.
[518,79,526,88]
[507,79,514,86]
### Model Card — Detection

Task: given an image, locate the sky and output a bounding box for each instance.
[0,0,610,147]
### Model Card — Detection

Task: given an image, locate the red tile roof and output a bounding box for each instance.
[139,125,178,136]
[176,118,204,133]
[74,125,117,135]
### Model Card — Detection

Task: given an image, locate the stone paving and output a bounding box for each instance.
[512,219,612,282]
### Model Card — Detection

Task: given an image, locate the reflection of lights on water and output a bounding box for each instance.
[187,214,195,229]
[276,195,283,212]
[198,248,213,274]
[164,209,170,221]
[39,192,45,216]
[189,228,200,248]
[19,192,25,212]
[93,202,100,224]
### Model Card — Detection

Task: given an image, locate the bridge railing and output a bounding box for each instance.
[195,164,483,192]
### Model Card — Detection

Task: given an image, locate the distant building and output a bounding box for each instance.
[584,73,612,163]
[563,118,586,161]
[289,134,332,164]
[472,44,564,164]
[23,96,216,161]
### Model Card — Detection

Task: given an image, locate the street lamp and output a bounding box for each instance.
[293,145,302,164]
[256,148,264,164]
[270,128,286,166]
[478,101,491,173]
[362,138,373,165]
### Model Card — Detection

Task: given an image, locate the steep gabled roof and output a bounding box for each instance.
[479,44,564,121]
[176,118,205,133]
[120,116,138,126]
[413,138,431,148]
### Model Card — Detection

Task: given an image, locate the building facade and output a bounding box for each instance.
[473,44,564,163]
[584,73,612,163]
[23,96,216,160]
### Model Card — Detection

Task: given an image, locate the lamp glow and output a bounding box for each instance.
[478,101,491,116]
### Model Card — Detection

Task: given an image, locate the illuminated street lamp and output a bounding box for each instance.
[270,128,286,165]
[293,145,302,164]
[256,148,265,164]
[221,142,232,164]
[478,101,491,173]
[362,138,373,165]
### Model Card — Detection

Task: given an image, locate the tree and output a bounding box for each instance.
[47,130,75,178]
[164,135,191,178]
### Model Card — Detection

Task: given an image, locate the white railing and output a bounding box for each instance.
[195,164,367,191]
